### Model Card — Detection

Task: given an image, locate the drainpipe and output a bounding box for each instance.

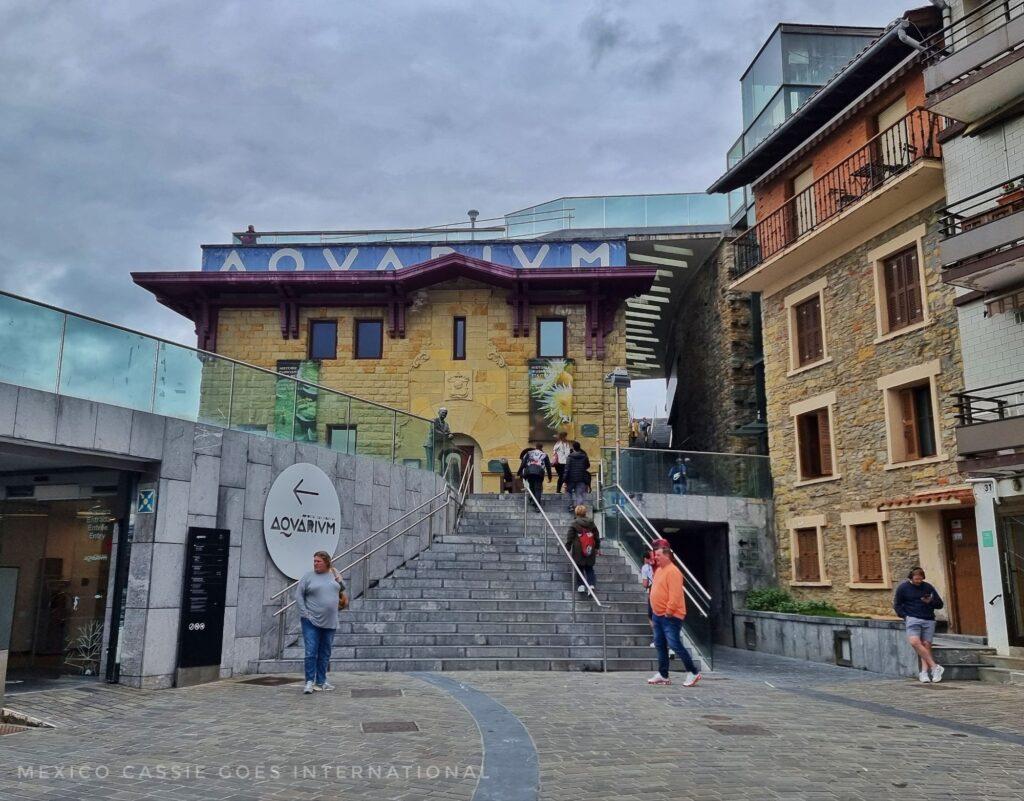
[897,19,929,52]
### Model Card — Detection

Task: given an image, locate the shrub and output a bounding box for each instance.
[744,587,848,618]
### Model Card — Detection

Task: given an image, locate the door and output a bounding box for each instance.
[999,506,1024,646]
[791,165,816,237]
[456,446,475,494]
[943,512,986,635]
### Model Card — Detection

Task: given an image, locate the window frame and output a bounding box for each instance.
[841,509,892,589]
[537,317,567,359]
[784,278,830,375]
[327,424,357,454]
[307,319,338,361]
[353,318,384,360]
[877,360,945,469]
[788,514,830,587]
[452,316,467,361]
[869,225,930,342]
[790,392,840,486]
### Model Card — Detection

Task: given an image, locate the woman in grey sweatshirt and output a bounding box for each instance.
[295,550,346,694]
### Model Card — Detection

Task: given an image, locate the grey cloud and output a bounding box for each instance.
[1,0,914,348]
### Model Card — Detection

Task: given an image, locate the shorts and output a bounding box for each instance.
[905,616,936,642]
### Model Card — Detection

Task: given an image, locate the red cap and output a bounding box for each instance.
[651,538,671,549]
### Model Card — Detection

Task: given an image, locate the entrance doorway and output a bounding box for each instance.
[998,503,1024,647]
[456,446,475,493]
[942,511,985,636]
[0,494,121,676]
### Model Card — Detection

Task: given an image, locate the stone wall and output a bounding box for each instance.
[733,610,919,677]
[670,240,762,454]
[0,381,449,689]
[213,279,630,491]
[762,201,966,617]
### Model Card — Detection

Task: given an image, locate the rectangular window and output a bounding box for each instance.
[794,295,824,366]
[354,319,383,360]
[537,318,566,358]
[882,246,923,332]
[853,523,884,583]
[327,424,357,454]
[897,384,937,461]
[308,320,337,360]
[794,527,821,582]
[453,317,466,360]
[796,408,833,480]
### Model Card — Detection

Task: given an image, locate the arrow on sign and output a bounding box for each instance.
[293,478,319,505]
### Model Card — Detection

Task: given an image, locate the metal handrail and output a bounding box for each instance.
[522,485,607,672]
[612,483,713,606]
[269,487,450,601]
[613,505,709,618]
[274,493,450,618]
[922,0,1024,61]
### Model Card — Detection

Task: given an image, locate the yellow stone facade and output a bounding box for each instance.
[213,278,629,491]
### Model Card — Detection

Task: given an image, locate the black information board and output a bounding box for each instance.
[177,527,230,669]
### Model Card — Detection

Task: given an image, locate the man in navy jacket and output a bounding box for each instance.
[893,567,945,683]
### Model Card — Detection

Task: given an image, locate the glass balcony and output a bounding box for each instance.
[0,290,447,478]
[505,193,729,236]
[601,447,771,499]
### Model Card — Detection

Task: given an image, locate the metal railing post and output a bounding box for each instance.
[523,490,528,539]
[602,607,607,672]
[277,593,286,658]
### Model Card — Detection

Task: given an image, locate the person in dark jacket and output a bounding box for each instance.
[565,505,600,592]
[518,443,552,499]
[893,567,945,683]
[563,441,591,511]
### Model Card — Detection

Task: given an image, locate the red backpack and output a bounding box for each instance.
[578,529,596,558]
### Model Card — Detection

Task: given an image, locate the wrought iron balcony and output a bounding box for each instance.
[731,108,948,281]
[954,378,1024,461]
[938,173,1024,291]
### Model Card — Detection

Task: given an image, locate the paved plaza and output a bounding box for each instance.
[2,649,1023,801]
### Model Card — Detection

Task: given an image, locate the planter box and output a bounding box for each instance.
[734,609,918,677]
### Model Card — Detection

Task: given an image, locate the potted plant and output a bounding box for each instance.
[996,178,1024,207]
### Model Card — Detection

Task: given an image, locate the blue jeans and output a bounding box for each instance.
[570,482,588,509]
[301,617,335,684]
[672,481,687,495]
[573,564,596,588]
[652,613,699,677]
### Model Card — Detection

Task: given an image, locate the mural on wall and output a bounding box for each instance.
[275,360,320,441]
[528,358,574,441]
[202,241,627,272]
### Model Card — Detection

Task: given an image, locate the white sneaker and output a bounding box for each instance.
[669,649,676,659]
[682,672,702,687]
[918,670,931,684]
[931,664,944,683]
[303,681,314,694]
[318,681,335,691]
[647,673,671,685]
[577,585,586,593]
[649,642,656,648]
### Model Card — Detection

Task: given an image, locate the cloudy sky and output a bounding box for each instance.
[1,0,914,413]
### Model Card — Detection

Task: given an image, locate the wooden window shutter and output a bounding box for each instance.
[816,409,833,476]
[883,247,922,331]
[898,388,920,460]
[795,528,820,582]
[797,413,818,479]
[795,296,823,365]
[854,524,883,583]
[902,249,923,325]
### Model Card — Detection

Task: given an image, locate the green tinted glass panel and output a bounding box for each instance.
[0,294,64,393]
[59,316,158,411]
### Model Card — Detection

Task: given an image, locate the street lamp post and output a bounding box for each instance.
[605,367,631,486]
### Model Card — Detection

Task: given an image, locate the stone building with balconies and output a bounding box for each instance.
[707,6,987,627]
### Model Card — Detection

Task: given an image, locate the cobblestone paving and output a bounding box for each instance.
[1,648,1023,801]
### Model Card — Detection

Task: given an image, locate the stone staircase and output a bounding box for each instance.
[933,635,998,681]
[257,493,705,673]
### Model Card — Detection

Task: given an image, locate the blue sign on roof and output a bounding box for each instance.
[201,241,627,272]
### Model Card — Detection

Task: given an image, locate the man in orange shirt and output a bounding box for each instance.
[647,546,702,686]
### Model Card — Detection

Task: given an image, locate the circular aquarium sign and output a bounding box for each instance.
[263,463,342,579]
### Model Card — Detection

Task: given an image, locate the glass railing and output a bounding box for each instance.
[0,291,448,475]
[602,447,771,499]
[601,484,713,670]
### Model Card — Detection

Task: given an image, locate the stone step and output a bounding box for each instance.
[353,598,646,612]
[333,609,651,624]
[256,656,668,673]
[989,654,1024,671]
[325,620,653,635]
[932,645,997,666]
[373,579,640,595]
[390,568,637,584]
[360,587,645,603]
[283,644,663,660]
[978,666,1024,685]
[303,632,655,648]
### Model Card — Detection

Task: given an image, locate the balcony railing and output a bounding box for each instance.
[923,0,1024,63]
[0,291,448,475]
[732,108,948,279]
[954,378,1024,426]
[601,447,772,499]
